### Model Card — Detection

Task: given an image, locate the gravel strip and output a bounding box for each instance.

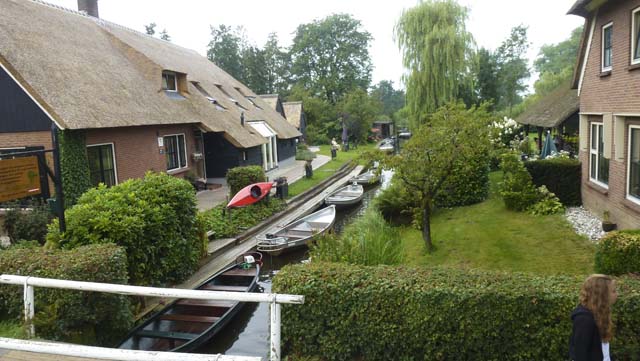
[565,206,605,241]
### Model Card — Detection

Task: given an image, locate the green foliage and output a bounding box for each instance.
[395,0,474,125]
[3,200,51,245]
[310,210,403,266]
[226,165,267,196]
[374,181,417,225]
[200,199,286,239]
[524,158,582,206]
[296,149,316,162]
[499,153,538,211]
[369,80,405,118]
[207,24,246,82]
[434,153,490,208]
[595,231,640,276]
[290,14,372,104]
[337,89,381,144]
[533,26,583,95]
[46,172,200,286]
[58,130,91,208]
[496,25,531,115]
[474,48,500,109]
[287,86,338,143]
[273,262,640,360]
[528,185,564,216]
[263,33,291,95]
[0,244,132,345]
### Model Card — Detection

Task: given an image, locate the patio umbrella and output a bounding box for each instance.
[540,131,557,159]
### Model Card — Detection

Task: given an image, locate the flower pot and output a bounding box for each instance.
[602,222,617,232]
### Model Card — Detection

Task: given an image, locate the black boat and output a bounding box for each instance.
[118,253,262,352]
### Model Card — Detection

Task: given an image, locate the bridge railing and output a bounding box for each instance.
[0,274,305,361]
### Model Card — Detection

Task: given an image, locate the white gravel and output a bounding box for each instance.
[565,206,605,241]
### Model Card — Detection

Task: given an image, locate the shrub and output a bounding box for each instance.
[528,185,564,216]
[273,263,640,361]
[58,130,91,208]
[3,200,51,245]
[435,153,490,208]
[595,231,640,276]
[200,199,286,239]
[0,243,132,345]
[226,166,267,196]
[524,158,582,206]
[46,172,200,286]
[373,181,417,225]
[499,152,539,211]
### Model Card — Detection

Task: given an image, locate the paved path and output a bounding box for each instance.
[196,154,331,211]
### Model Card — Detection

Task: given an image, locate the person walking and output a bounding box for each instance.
[569,274,617,361]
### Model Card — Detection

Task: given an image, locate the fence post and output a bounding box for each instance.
[23,278,34,337]
[269,296,281,361]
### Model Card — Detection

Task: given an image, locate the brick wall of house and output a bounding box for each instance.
[0,130,52,149]
[86,124,202,184]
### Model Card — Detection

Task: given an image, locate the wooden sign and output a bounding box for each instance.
[0,157,41,202]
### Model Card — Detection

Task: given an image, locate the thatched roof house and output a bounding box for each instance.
[282,102,305,129]
[259,94,286,118]
[516,81,579,130]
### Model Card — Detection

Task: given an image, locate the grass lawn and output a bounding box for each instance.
[0,321,25,338]
[287,143,375,197]
[401,171,595,275]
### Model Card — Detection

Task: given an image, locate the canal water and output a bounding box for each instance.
[197,174,391,359]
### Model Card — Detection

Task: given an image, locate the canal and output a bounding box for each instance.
[197,173,391,359]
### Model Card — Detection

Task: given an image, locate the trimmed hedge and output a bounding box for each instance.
[47,172,203,286]
[524,158,582,206]
[273,263,640,361]
[0,243,132,345]
[58,130,91,208]
[226,166,267,196]
[499,153,539,211]
[595,231,640,276]
[435,153,490,208]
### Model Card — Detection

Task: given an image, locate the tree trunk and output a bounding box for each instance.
[422,199,433,253]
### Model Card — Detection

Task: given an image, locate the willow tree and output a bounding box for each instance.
[395,0,474,128]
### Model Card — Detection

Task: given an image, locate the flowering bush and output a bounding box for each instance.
[545,150,572,159]
[490,117,522,148]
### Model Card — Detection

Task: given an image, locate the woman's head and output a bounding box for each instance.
[580,274,617,342]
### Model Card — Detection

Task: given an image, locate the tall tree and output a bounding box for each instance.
[207,25,246,82]
[395,0,474,127]
[474,47,500,108]
[159,29,171,42]
[338,89,382,144]
[263,33,291,95]
[241,46,269,94]
[496,25,530,115]
[533,26,583,96]
[370,80,405,117]
[144,23,156,36]
[290,14,373,104]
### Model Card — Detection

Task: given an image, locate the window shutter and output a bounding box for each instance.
[603,113,612,159]
[579,114,589,151]
[615,115,626,161]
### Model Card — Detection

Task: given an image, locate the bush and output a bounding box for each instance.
[273,263,640,361]
[226,166,267,196]
[3,200,51,245]
[528,186,564,216]
[435,153,490,208]
[499,152,539,211]
[524,158,582,206]
[200,199,286,239]
[373,181,417,225]
[46,172,201,286]
[58,130,91,208]
[0,243,132,345]
[595,231,640,276]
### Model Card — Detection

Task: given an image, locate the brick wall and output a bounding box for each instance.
[0,130,52,149]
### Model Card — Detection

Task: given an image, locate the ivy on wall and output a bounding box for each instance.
[58,130,91,208]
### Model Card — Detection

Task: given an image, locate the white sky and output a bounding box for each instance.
[47,0,584,91]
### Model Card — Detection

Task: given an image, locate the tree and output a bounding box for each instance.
[159,29,171,42]
[395,0,474,127]
[241,46,269,94]
[287,85,338,144]
[144,23,156,36]
[474,48,500,109]
[207,25,246,82]
[338,89,382,144]
[384,103,491,252]
[533,26,583,96]
[370,80,405,117]
[290,14,373,104]
[263,33,291,95]
[496,25,530,116]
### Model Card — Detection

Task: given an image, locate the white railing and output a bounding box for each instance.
[0,275,305,361]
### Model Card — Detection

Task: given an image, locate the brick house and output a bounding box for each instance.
[569,0,640,229]
[0,0,300,191]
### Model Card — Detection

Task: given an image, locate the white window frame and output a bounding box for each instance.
[602,22,613,72]
[632,7,640,65]
[162,72,178,92]
[86,143,118,186]
[590,122,609,189]
[164,133,188,172]
[627,125,640,205]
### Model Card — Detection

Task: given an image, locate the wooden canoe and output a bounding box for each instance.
[117,253,262,352]
[256,205,336,256]
[324,184,364,207]
[227,182,274,208]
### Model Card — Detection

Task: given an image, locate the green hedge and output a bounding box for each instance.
[435,153,490,208]
[595,231,640,276]
[273,263,640,361]
[47,172,203,286]
[200,199,286,238]
[0,243,132,345]
[524,158,582,206]
[499,152,539,211]
[58,130,91,208]
[226,166,267,196]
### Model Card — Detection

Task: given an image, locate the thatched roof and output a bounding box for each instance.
[259,94,280,111]
[516,81,579,128]
[282,102,303,128]
[0,0,300,148]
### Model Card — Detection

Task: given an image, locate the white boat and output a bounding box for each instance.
[350,170,380,186]
[256,205,336,256]
[325,184,364,207]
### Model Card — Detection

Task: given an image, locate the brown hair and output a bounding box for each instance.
[580,274,615,342]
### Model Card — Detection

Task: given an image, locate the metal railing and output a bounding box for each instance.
[0,274,305,361]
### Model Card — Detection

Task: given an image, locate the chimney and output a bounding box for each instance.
[241,112,245,127]
[78,0,99,18]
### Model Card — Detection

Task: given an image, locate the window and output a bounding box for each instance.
[216,85,247,110]
[628,126,640,203]
[590,123,609,187]
[162,72,177,92]
[632,8,640,64]
[164,134,187,171]
[602,23,613,71]
[246,96,262,109]
[87,144,116,187]
[192,82,226,110]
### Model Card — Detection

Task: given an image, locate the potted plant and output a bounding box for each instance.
[602,211,617,232]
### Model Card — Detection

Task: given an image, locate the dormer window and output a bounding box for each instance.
[192,81,226,111]
[246,96,262,109]
[162,71,178,92]
[216,85,247,110]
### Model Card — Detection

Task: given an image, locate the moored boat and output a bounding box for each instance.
[227,182,274,208]
[324,184,364,207]
[117,253,262,352]
[257,205,336,256]
[350,170,380,186]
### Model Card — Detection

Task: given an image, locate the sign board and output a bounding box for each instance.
[0,157,42,202]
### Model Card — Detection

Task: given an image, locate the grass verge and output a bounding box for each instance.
[0,321,25,339]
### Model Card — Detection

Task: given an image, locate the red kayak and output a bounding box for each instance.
[227,182,274,208]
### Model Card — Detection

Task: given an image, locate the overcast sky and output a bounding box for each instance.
[47,0,584,91]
